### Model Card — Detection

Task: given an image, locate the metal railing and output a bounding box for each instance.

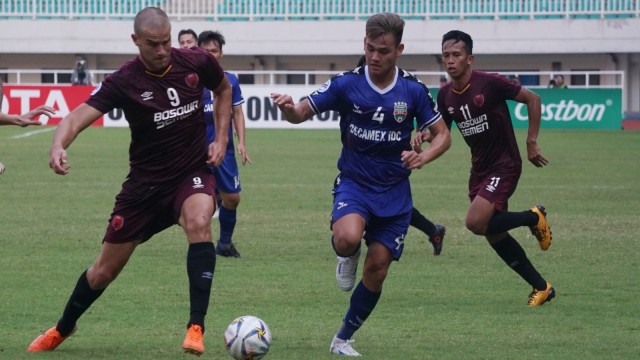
[0,0,638,20]
[0,69,624,89]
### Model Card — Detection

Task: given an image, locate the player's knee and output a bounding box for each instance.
[332,232,360,255]
[465,219,487,236]
[222,193,240,209]
[183,213,212,235]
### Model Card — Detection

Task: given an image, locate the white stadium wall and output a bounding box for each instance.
[0,17,639,112]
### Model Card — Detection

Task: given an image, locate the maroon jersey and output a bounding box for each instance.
[87,47,225,184]
[437,71,522,175]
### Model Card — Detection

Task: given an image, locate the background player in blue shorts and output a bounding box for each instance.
[197,30,251,258]
[434,30,554,306]
[28,7,232,356]
[272,13,451,356]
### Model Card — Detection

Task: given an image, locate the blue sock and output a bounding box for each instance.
[218,205,237,245]
[336,281,381,340]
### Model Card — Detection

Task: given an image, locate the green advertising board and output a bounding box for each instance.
[510,89,622,130]
[431,88,622,130]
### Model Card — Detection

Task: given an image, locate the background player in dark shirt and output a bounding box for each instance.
[28,7,232,356]
[434,30,555,306]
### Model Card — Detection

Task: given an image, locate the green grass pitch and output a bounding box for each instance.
[1,126,639,359]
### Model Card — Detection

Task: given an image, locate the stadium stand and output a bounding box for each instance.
[0,0,639,114]
[0,0,638,20]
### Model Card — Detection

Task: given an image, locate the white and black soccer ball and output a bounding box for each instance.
[224,315,272,360]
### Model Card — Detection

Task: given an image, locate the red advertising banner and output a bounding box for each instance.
[1,85,101,126]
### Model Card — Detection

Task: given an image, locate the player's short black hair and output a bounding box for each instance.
[442,30,473,55]
[178,29,197,41]
[198,30,226,49]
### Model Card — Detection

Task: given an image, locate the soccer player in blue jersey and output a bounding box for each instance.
[197,30,251,258]
[360,55,447,255]
[28,8,232,356]
[272,13,451,356]
[435,30,555,306]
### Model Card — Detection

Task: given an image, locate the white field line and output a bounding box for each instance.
[9,127,55,139]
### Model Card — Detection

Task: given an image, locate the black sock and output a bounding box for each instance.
[410,207,436,237]
[186,242,216,332]
[56,270,105,336]
[490,234,547,290]
[486,210,538,235]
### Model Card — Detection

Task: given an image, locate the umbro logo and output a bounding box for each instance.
[141,91,154,101]
[448,107,455,114]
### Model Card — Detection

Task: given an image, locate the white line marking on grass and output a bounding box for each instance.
[10,127,55,139]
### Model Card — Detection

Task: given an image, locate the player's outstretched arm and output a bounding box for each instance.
[515,87,548,168]
[49,103,102,175]
[270,93,314,124]
[0,105,56,126]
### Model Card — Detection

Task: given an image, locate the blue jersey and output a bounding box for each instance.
[202,71,244,153]
[308,66,441,191]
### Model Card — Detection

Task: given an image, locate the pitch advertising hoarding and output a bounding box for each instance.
[1,85,622,130]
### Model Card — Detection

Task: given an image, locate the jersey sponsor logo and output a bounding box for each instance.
[393,101,408,123]
[458,113,489,136]
[153,100,199,129]
[141,91,154,101]
[473,94,485,107]
[349,124,401,142]
[185,73,199,89]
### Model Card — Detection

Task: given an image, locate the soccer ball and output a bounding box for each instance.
[224,315,272,360]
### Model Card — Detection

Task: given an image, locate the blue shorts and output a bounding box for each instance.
[210,151,241,194]
[331,174,412,260]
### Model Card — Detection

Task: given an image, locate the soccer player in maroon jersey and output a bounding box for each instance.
[27,7,232,356]
[434,30,555,306]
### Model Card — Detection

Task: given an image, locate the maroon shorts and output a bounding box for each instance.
[468,167,521,212]
[103,168,215,244]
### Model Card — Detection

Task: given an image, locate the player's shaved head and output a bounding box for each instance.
[134,7,170,35]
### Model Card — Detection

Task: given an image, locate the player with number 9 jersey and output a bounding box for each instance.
[87,47,226,185]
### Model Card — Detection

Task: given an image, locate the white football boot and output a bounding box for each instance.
[330,336,362,356]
